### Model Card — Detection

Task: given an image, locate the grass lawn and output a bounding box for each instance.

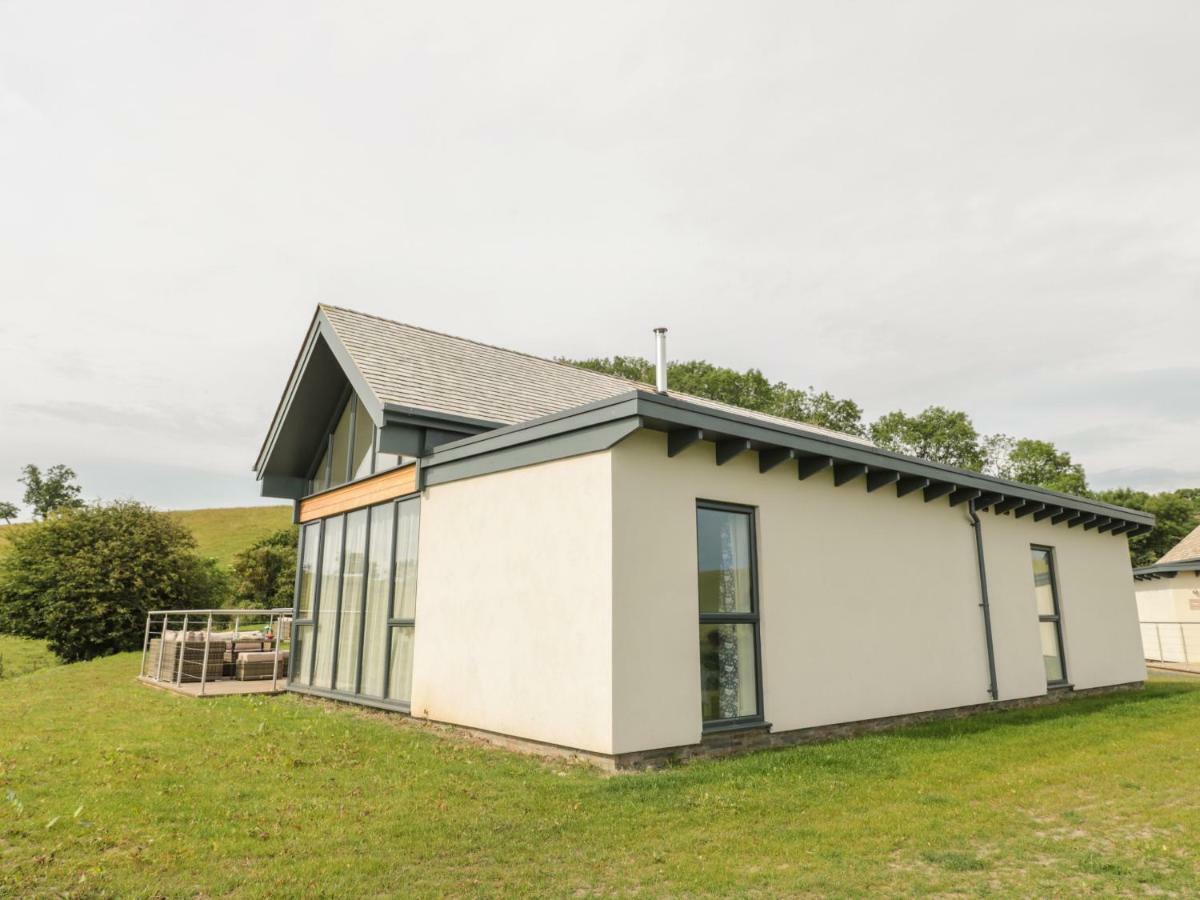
[2,656,1199,897]
[0,635,58,681]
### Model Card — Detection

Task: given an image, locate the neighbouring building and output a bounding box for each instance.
[1133,523,1200,664]
[253,305,1153,768]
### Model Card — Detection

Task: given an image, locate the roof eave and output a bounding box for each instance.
[419,389,1155,532]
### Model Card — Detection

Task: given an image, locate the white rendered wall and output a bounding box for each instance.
[410,452,615,754]
[610,430,1145,754]
[1135,572,1200,662]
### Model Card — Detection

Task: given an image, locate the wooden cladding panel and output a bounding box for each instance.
[298,464,417,523]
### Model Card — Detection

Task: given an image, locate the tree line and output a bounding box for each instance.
[567,355,1197,567]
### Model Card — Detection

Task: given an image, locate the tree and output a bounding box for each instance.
[868,406,985,470]
[18,464,84,519]
[1093,488,1200,568]
[0,501,227,662]
[229,527,299,609]
[566,356,866,435]
[0,502,17,525]
[984,436,1089,495]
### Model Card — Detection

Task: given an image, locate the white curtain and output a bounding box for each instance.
[335,509,368,692]
[313,516,343,688]
[360,504,393,697]
[392,499,420,618]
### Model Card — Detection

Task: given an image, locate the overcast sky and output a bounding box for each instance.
[1,1,1198,516]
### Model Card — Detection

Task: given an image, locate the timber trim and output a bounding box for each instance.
[298,464,417,523]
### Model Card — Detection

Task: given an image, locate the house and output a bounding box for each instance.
[253,305,1153,768]
[1133,523,1200,664]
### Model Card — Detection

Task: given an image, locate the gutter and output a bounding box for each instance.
[967,499,999,701]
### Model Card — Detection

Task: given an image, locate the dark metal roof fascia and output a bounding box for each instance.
[1133,560,1200,577]
[630,391,1154,526]
[415,387,1153,528]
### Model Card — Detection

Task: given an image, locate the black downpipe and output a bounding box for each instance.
[968,499,999,701]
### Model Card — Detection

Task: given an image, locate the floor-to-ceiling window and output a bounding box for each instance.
[1031,545,1068,686]
[696,501,762,728]
[290,495,420,709]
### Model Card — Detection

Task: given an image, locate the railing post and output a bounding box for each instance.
[233,615,240,644]
[199,613,214,696]
[175,614,189,684]
[139,613,153,678]
[271,612,282,692]
[155,613,170,681]
[1156,624,1164,663]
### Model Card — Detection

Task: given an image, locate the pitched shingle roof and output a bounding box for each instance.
[320,304,871,444]
[1158,522,1200,565]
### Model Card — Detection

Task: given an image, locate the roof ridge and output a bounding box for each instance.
[318,303,658,392]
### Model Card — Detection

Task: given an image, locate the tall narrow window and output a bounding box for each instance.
[696,502,762,727]
[1031,546,1067,685]
[360,503,394,698]
[329,402,353,486]
[312,515,344,688]
[335,509,369,693]
[291,521,321,687]
[387,498,420,704]
[350,397,374,481]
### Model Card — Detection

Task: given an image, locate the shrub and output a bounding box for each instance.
[229,527,299,609]
[0,501,228,662]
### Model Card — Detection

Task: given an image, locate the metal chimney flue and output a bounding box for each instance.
[653,327,668,393]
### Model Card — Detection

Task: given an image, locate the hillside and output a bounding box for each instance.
[166,505,293,567]
[0,505,293,569]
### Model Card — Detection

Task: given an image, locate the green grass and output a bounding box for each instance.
[2,660,1199,897]
[0,506,292,570]
[0,635,58,681]
[167,506,293,568]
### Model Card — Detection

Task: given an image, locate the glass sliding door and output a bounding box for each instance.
[335,509,369,693]
[360,504,394,698]
[696,501,762,727]
[291,521,322,687]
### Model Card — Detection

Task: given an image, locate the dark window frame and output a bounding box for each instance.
[1031,544,1069,687]
[696,498,765,731]
[287,492,420,712]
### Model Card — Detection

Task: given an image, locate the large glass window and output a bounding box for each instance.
[1031,546,1067,685]
[288,496,420,709]
[696,502,761,726]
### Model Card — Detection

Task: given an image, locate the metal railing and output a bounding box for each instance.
[140,608,293,695]
[1140,620,1200,667]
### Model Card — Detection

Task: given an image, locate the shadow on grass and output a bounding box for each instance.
[880,678,1200,743]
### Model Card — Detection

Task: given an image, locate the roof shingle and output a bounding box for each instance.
[1158,522,1200,565]
[320,304,871,444]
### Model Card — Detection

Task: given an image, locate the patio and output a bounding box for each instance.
[138,607,293,698]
